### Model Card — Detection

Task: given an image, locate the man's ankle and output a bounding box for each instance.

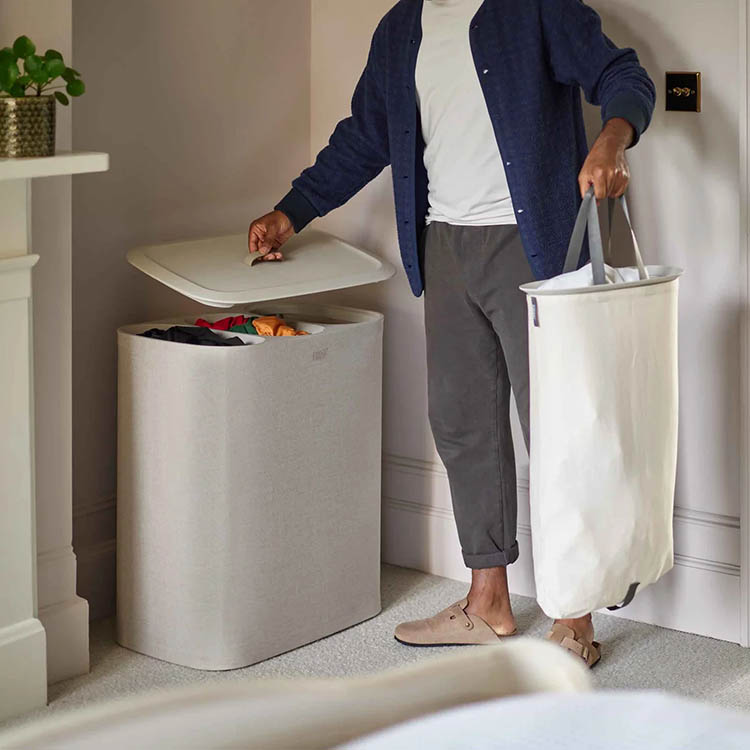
[555,615,594,640]
[465,595,516,636]
[466,590,511,611]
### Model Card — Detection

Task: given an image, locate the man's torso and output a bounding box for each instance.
[415,0,516,227]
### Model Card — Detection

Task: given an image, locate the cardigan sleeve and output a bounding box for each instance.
[540,0,656,146]
[276,19,391,232]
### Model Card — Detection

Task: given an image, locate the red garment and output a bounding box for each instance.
[195,316,250,331]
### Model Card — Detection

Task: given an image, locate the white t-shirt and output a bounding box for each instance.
[415,0,516,226]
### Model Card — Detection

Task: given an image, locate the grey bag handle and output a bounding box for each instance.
[563,187,648,284]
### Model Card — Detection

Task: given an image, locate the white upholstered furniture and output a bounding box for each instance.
[0,639,590,748]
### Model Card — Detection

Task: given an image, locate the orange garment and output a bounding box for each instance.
[252,316,310,337]
[252,316,283,336]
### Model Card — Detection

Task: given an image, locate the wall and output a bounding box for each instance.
[308,0,745,641]
[67,0,745,639]
[72,0,312,618]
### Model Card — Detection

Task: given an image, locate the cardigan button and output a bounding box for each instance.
[483,68,489,74]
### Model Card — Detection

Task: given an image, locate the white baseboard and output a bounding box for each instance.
[36,545,90,683]
[0,619,47,722]
[383,453,742,644]
[38,597,89,684]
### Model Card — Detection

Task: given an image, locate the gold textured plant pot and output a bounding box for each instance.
[0,95,56,157]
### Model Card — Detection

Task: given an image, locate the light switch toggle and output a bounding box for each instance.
[669,87,695,97]
[666,72,701,112]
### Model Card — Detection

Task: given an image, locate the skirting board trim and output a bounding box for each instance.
[38,596,89,685]
[35,543,89,683]
[0,618,47,722]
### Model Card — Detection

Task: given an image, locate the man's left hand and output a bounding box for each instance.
[578,117,634,200]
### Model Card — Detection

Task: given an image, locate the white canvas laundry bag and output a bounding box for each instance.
[521,188,683,619]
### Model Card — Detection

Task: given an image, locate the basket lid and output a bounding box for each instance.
[127,229,396,308]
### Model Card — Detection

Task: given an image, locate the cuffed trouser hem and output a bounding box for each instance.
[463,540,520,569]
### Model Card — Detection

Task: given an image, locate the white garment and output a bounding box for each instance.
[416,0,516,226]
[537,262,644,291]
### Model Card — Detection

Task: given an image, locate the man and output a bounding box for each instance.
[248,0,655,667]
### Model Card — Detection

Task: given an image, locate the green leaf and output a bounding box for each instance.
[8,80,26,97]
[23,54,43,74]
[54,91,69,106]
[0,60,19,91]
[45,49,63,61]
[62,67,78,83]
[30,67,48,86]
[46,57,65,78]
[66,78,85,97]
[0,47,16,64]
[12,36,35,59]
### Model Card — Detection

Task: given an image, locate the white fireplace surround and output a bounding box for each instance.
[0,153,108,722]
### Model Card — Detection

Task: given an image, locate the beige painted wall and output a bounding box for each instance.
[67,0,745,636]
[72,0,312,618]
[592,0,741,521]
[307,0,745,639]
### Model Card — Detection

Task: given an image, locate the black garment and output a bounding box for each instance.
[140,326,247,347]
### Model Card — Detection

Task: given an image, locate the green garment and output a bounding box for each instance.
[228,322,259,335]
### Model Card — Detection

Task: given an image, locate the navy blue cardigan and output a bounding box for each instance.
[276,0,656,296]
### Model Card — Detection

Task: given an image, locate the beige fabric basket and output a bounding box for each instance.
[117,228,393,671]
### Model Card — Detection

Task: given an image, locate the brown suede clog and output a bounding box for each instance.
[394,599,518,647]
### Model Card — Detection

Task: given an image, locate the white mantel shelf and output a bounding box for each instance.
[0,150,108,181]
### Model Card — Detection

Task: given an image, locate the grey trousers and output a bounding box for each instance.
[423,222,533,569]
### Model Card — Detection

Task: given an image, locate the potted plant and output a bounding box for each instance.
[0,36,85,158]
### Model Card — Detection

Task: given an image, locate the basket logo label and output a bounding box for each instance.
[313,348,328,362]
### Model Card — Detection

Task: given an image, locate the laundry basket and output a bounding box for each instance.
[116,231,395,670]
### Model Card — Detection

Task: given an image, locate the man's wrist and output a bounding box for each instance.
[274,209,293,229]
[599,117,635,150]
[275,187,319,234]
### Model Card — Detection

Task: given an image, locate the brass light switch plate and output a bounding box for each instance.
[666,72,701,112]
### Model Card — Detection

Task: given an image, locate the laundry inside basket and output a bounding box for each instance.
[139,326,249,347]
[195,314,310,337]
[538,263,643,292]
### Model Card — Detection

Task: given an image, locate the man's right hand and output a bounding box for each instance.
[248,210,295,262]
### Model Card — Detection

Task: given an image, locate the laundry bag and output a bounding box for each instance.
[521,188,683,619]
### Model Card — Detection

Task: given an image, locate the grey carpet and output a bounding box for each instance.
[3,564,750,735]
